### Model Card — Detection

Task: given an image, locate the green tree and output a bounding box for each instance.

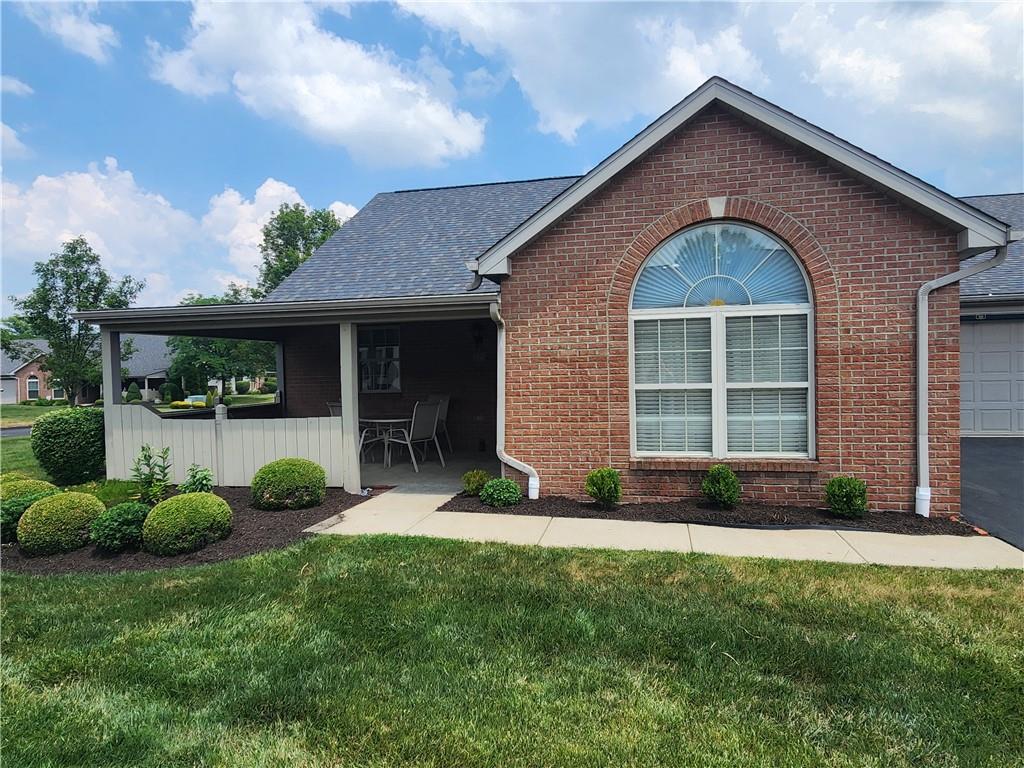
[13,238,143,403]
[168,292,276,395]
[256,203,341,297]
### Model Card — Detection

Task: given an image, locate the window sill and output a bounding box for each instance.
[629,457,819,473]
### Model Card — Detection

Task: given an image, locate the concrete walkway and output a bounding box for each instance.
[309,488,1024,570]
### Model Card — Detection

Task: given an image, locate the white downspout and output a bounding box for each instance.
[916,244,1008,516]
[489,301,540,499]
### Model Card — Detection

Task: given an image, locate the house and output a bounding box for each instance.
[0,341,65,403]
[77,78,1020,516]
[121,334,172,400]
[957,194,1023,436]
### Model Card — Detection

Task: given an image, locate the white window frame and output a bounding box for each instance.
[26,376,40,400]
[628,225,815,460]
[358,324,401,394]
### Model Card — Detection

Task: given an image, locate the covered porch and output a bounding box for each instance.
[81,295,500,493]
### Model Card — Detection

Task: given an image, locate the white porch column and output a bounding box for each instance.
[101,328,122,405]
[338,322,361,494]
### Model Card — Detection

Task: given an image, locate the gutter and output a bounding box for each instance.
[489,302,540,499]
[916,245,1008,517]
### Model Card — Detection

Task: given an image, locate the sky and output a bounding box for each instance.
[2,1,1022,311]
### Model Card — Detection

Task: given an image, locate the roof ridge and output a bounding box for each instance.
[389,175,582,195]
[959,192,1024,199]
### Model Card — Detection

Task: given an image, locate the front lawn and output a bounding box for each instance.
[0,436,50,480]
[0,403,68,428]
[2,536,1021,767]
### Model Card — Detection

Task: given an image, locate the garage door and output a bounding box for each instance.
[961,319,1024,435]
[0,378,17,404]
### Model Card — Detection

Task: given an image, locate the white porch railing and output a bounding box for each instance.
[104,404,349,487]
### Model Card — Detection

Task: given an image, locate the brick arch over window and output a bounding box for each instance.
[604,197,844,472]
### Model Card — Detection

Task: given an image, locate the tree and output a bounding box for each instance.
[256,203,341,297]
[167,292,276,395]
[14,238,144,403]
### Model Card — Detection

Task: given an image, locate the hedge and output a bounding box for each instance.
[250,458,326,510]
[31,407,105,485]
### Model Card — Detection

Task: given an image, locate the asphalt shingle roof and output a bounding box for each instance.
[124,334,172,378]
[959,194,1024,300]
[265,176,581,302]
[0,340,49,376]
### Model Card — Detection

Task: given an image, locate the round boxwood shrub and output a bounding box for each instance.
[142,493,232,556]
[31,407,105,485]
[0,470,32,484]
[585,467,621,508]
[702,464,741,509]
[825,476,868,519]
[1,488,59,543]
[17,491,105,556]
[235,380,250,395]
[250,458,326,510]
[0,478,57,501]
[125,382,142,402]
[479,478,523,508]
[91,501,151,552]
[461,469,492,497]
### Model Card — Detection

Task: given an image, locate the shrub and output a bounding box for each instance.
[222,396,234,407]
[92,399,103,406]
[251,458,326,510]
[0,479,58,501]
[30,407,105,485]
[235,381,250,395]
[205,391,215,408]
[142,492,232,556]
[192,401,206,409]
[260,380,278,394]
[585,467,622,508]
[462,469,492,496]
[479,478,522,508]
[825,476,868,519]
[90,501,150,552]
[17,492,105,556]
[169,400,192,409]
[125,382,142,402]
[702,464,741,509]
[179,464,215,494]
[0,470,32,484]
[34,397,54,406]
[50,399,69,406]
[131,444,172,506]
[1,488,59,543]
[159,382,183,402]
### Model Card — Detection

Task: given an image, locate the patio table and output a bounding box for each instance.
[359,417,410,468]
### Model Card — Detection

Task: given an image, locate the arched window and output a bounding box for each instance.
[630,222,813,458]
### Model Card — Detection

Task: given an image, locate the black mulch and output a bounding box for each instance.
[438,494,979,536]
[2,487,370,576]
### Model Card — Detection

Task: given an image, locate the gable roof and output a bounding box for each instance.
[476,77,1014,276]
[123,334,172,378]
[265,176,579,303]
[959,194,1024,303]
[0,339,50,376]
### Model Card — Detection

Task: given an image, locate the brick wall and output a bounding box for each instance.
[501,105,962,515]
[14,360,61,401]
[283,320,497,454]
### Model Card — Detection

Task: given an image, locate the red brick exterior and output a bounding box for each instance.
[501,106,962,514]
[8,360,64,401]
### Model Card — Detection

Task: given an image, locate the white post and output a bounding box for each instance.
[101,329,122,405]
[213,404,227,484]
[339,322,361,494]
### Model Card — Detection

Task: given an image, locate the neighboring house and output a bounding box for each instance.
[957,194,1024,437]
[79,78,1021,516]
[0,341,66,403]
[122,334,173,400]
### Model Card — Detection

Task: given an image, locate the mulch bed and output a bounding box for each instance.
[2,487,370,576]
[439,494,979,536]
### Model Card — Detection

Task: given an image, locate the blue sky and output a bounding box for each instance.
[3,1,1022,309]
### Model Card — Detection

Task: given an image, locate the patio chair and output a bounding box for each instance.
[358,422,387,463]
[387,400,444,472]
[427,394,452,454]
[326,401,342,416]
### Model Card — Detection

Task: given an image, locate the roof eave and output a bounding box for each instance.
[476,77,1011,275]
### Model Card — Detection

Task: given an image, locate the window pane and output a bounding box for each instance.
[633,317,711,386]
[635,389,712,453]
[728,314,808,384]
[726,388,807,454]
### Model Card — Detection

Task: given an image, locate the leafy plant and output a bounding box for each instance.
[17,491,105,556]
[1,488,59,543]
[585,467,621,508]
[90,502,150,552]
[479,478,523,508]
[131,444,172,506]
[825,476,868,519]
[30,407,105,485]
[0,479,57,501]
[142,493,232,556]
[179,464,215,494]
[461,469,492,496]
[205,391,215,408]
[235,380,250,395]
[702,464,741,509]
[250,458,326,510]
[125,382,142,402]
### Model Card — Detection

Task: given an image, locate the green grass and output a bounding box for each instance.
[0,404,68,428]
[2,536,1021,767]
[228,393,275,406]
[2,436,138,504]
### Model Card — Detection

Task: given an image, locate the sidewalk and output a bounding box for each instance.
[308,488,1024,570]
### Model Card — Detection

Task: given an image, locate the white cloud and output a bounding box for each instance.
[2,123,29,158]
[401,2,767,141]
[775,3,1022,138]
[149,1,485,167]
[329,201,358,222]
[1,76,33,96]
[2,159,356,305]
[20,2,119,64]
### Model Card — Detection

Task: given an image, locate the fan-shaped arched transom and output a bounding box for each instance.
[631,223,809,309]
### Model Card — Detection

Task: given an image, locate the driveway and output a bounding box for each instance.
[961,437,1024,549]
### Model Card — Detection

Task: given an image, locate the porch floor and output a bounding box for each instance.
[359,451,501,494]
